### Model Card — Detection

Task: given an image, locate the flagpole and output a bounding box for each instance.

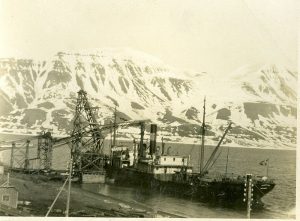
[266,159,269,177]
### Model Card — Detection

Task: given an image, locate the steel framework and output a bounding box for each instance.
[37,131,53,171]
[71,89,108,181]
[9,140,31,170]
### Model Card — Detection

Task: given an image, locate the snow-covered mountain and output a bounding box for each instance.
[0,49,297,149]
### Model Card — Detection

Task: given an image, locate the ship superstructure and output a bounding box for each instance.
[107,101,275,209]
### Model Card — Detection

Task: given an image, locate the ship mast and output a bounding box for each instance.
[202,122,232,173]
[113,106,117,146]
[225,147,229,176]
[199,97,206,174]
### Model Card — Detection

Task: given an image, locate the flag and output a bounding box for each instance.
[259,159,269,166]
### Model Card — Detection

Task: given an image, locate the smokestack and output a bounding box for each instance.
[139,122,145,158]
[161,137,165,155]
[149,124,157,155]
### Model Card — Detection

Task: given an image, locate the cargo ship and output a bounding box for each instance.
[106,100,275,209]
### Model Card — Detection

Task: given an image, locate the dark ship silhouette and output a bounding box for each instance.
[106,99,275,209]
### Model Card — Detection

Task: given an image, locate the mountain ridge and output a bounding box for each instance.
[0,49,297,149]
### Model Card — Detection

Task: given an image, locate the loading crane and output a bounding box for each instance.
[69,90,148,182]
[2,90,148,182]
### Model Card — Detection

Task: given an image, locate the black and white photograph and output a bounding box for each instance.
[0,0,297,219]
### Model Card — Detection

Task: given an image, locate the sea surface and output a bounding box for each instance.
[0,134,296,218]
[81,142,296,219]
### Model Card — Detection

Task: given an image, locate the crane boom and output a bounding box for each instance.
[201,122,232,175]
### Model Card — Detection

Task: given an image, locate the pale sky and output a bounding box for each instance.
[0,0,298,75]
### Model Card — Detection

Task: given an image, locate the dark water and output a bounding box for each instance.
[0,134,296,218]
[82,142,296,219]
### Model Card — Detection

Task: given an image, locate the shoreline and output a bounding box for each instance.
[0,132,296,151]
[1,172,183,217]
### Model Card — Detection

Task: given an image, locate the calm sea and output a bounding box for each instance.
[0,134,296,218]
[81,142,296,219]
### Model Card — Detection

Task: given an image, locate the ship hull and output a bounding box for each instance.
[108,167,275,209]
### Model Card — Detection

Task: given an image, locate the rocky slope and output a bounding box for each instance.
[0,49,297,149]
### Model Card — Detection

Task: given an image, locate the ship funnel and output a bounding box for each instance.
[139,122,145,158]
[161,137,165,155]
[149,124,157,155]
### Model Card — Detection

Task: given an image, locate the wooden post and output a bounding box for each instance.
[45,178,68,217]
[66,157,73,217]
[245,174,253,219]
